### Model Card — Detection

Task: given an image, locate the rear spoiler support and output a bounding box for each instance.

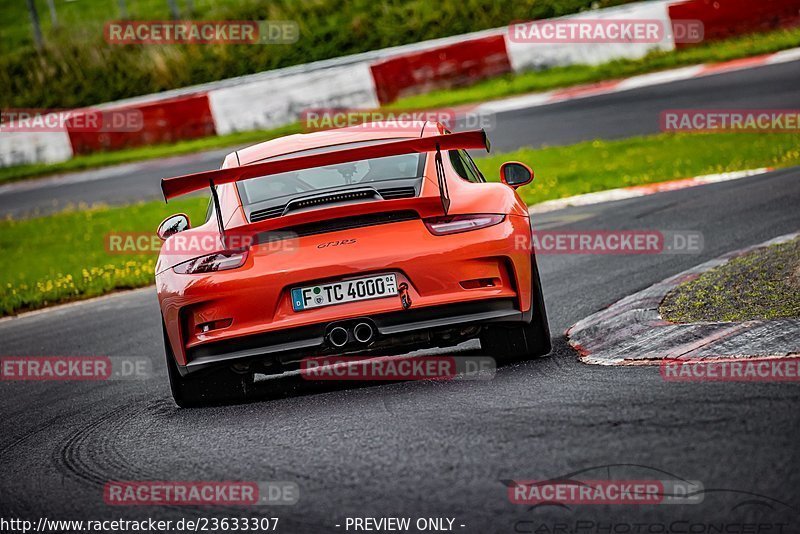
[209,179,226,248]
[434,143,450,215]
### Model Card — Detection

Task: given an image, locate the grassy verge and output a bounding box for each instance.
[660,237,800,322]
[2,130,800,317]
[475,132,800,206]
[2,27,799,186]
[0,198,207,316]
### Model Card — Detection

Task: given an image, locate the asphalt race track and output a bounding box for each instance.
[2,167,800,530]
[1,59,799,532]
[1,59,799,218]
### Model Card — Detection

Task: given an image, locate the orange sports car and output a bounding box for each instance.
[156,121,550,406]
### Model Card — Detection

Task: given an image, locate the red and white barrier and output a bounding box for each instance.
[68,94,216,155]
[369,34,511,105]
[0,130,73,167]
[208,63,379,135]
[2,0,797,168]
[669,0,800,45]
[506,0,675,71]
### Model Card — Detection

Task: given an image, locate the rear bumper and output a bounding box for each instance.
[180,298,530,375]
[158,214,534,368]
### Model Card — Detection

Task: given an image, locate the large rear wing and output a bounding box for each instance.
[161,129,490,246]
[160,129,490,200]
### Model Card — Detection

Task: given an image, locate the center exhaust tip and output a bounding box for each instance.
[328,326,349,348]
[353,322,374,344]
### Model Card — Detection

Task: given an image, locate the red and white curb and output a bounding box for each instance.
[566,232,800,366]
[528,168,773,214]
[478,47,800,115]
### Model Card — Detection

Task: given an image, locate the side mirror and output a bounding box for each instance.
[157,213,190,241]
[500,161,534,189]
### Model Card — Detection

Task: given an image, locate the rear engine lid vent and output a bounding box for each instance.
[378,186,416,200]
[250,204,287,223]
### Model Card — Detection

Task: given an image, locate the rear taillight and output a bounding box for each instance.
[423,214,505,236]
[173,250,248,274]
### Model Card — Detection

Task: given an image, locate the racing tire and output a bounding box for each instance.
[162,321,253,408]
[480,255,551,362]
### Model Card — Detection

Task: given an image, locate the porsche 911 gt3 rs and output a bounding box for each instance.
[156,121,550,406]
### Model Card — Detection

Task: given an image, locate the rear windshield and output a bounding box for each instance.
[237,139,425,206]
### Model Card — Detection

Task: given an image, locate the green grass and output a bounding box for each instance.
[475,132,800,205]
[660,237,800,322]
[1,0,206,52]
[3,26,799,186]
[2,130,800,317]
[0,197,207,316]
[390,26,800,110]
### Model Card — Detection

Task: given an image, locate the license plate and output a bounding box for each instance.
[291,274,399,311]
